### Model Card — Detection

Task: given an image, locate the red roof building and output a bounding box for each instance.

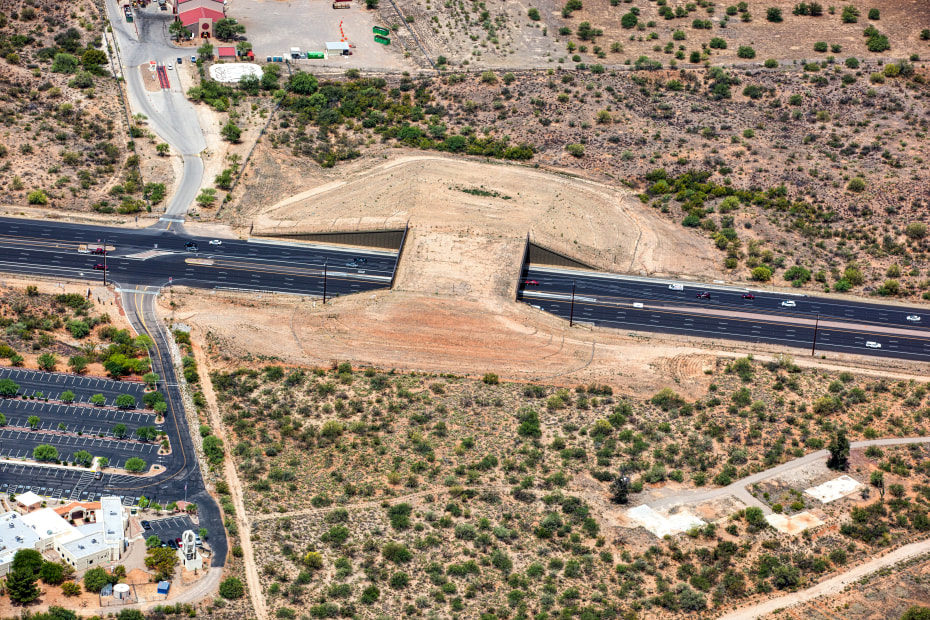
[217,46,236,58]
[178,6,225,37]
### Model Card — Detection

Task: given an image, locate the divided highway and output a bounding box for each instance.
[519,266,930,362]
[0,217,396,298]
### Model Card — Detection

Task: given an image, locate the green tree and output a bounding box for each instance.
[365,0,379,8]
[61,581,81,596]
[27,415,41,430]
[766,7,782,21]
[751,266,772,281]
[37,352,58,371]
[220,576,245,599]
[39,561,65,585]
[143,372,160,389]
[156,143,170,156]
[82,49,107,67]
[196,188,217,207]
[6,567,40,603]
[528,7,540,20]
[169,20,187,41]
[90,393,106,406]
[73,450,93,467]
[737,46,756,58]
[901,607,930,620]
[83,567,113,592]
[221,121,241,143]
[116,394,136,409]
[146,535,161,548]
[841,5,859,22]
[51,53,79,73]
[125,457,146,473]
[827,430,849,470]
[0,378,19,397]
[34,444,59,461]
[12,549,44,575]
[197,42,214,60]
[287,72,319,95]
[118,610,146,620]
[68,355,89,374]
[214,18,246,40]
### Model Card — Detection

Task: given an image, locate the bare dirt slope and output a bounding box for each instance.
[251,155,723,278]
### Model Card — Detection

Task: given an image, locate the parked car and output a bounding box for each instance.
[780,300,796,308]
[195,535,203,547]
[140,520,151,530]
[742,293,755,300]
[176,537,183,547]
[696,292,711,299]
[167,63,173,70]
[907,315,921,322]
[865,341,882,349]
[94,471,102,480]
[167,539,178,549]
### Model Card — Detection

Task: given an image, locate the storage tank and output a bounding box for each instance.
[114,584,131,600]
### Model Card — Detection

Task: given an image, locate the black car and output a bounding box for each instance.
[356,257,368,264]
[696,292,711,299]
[185,241,199,252]
[167,539,178,549]
[141,520,151,530]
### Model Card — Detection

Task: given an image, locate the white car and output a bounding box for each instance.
[208,239,222,246]
[167,63,173,70]
[865,341,882,349]
[780,300,796,308]
[907,315,921,322]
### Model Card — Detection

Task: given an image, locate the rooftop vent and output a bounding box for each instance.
[91,539,98,544]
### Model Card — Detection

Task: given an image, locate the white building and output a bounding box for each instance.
[0,512,41,577]
[0,496,129,574]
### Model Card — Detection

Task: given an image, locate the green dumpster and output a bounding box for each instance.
[374,35,391,45]
[373,26,389,36]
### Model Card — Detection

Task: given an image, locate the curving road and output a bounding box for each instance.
[104,0,205,224]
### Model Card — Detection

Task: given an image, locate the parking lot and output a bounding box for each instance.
[0,367,148,406]
[0,462,145,506]
[230,0,406,70]
[0,428,159,467]
[141,515,200,546]
[0,399,156,431]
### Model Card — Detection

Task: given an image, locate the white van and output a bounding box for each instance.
[668,284,684,291]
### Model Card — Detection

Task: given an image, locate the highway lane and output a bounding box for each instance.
[0,217,397,297]
[520,289,930,361]
[523,266,930,333]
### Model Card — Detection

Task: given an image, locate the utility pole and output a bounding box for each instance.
[569,280,576,327]
[811,312,820,356]
[322,258,328,304]
[103,238,108,286]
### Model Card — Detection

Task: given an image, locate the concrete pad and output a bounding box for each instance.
[208,63,263,84]
[765,511,824,534]
[627,505,706,538]
[804,475,863,503]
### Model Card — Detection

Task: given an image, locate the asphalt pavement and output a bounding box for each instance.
[0,367,146,404]
[520,266,930,362]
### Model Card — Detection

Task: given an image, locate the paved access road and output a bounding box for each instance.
[0,217,397,297]
[520,267,930,361]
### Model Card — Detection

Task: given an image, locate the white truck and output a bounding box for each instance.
[290,47,301,59]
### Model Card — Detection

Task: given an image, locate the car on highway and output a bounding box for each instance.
[865,341,882,349]
[356,257,367,264]
[185,241,199,252]
[742,293,755,300]
[91,248,107,255]
[167,63,173,70]
[907,315,921,322]
[92,263,108,270]
[209,239,222,246]
[522,279,539,286]
[780,300,796,308]
[668,284,684,291]
[141,521,151,530]
[345,261,358,268]
[696,292,711,299]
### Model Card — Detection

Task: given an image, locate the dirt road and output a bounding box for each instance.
[718,539,930,619]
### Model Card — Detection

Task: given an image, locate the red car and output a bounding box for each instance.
[176,537,183,546]
[91,248,107,255]
[696,292,710,299]
[523,279,540,286]
[742,293,755,300]
[92,264,108,270]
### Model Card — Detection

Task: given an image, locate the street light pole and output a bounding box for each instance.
[811,312,820,356]
[103,238,108,286]
[322,259,328,304]
[569,280,576,327]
